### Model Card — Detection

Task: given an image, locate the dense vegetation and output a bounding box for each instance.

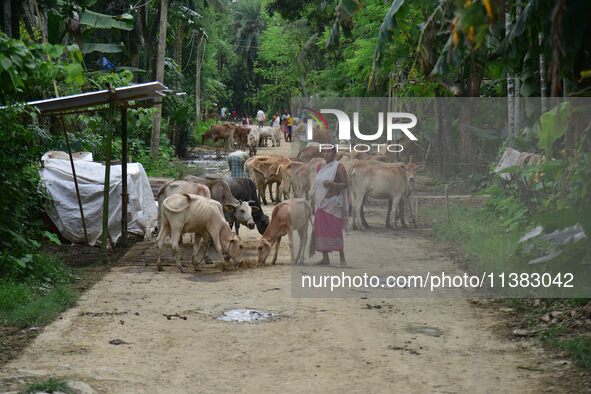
[0,0,589,352]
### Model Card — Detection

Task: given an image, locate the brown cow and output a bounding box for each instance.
[277,160,306,200]
[292,123,333,144]
[205,123,235,151]
[244,155,290,205]
[296,144,324,162]
[232,125,250,150]
[258,198,312,265]
[345,159,421,229]
[348,160,410,230]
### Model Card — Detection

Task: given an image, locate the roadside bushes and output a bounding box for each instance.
[484,102,591,266]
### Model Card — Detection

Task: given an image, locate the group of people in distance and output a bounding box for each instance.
[220,107,294,142]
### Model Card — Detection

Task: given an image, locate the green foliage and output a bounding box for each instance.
[0,281,75,328]
[427,206,523,273]
[556,337,591,369]
[0,33,84,103]
[538,102,571,155]
[195,118,217,144]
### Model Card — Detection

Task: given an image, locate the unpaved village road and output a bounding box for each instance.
[0,143,575,393]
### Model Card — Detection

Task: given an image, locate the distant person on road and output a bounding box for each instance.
[272,112,280,129]
[227,150,250,178]
[241,114,250,126]
[230,109,238,122]
[256,109,266,128]
[281,109,289,141]
[220,107,227,120]
[286,114,293,142]
[311,146,348,266]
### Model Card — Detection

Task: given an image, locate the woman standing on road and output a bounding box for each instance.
[312,146,348,266]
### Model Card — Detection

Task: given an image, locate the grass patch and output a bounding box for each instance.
[0,253,76,328]
[423,206,591,369]
[424,206,523,273]
[26,376,73,394]
[0,281,76,328]
[556,337,591,369]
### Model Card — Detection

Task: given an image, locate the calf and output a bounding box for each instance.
[258,198,311,265]
[156,194,242,272]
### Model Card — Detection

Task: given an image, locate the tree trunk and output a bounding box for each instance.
[3,0,12,37]
[513,1,522,132]
[539,32,548,112]
[505,5,514,137]
[150,0,169,159]
[195,33,206,124]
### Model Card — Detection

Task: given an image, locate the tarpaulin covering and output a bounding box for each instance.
[40,152,157,245]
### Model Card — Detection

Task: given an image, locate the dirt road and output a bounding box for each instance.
[0,143,574,393]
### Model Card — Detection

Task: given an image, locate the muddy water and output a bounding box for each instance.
[182,150,229,175]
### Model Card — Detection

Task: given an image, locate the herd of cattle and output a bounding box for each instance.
[202,121,333,157]
[153,140,422,273]
[157,117,420,271]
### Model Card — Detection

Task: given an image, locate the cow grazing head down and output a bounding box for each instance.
[257,238,273,264]
[225,233,243,264]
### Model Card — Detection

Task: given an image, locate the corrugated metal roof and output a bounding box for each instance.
[26,81,167,114]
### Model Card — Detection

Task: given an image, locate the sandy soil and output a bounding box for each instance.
[0,143,577,393]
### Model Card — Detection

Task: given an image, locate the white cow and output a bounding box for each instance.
[156,194,242,272]
[247,128,260,156]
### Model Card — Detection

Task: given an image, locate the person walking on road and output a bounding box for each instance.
[286,113,294,142]
[256,109,266,128]
[281,109,289,141]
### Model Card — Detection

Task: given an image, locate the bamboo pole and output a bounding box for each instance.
[101,87,116,261]
[120,106,128,247]
[60,115,89,244]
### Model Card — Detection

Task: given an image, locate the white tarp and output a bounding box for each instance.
[494,147,543,180]
[40,152,157,245]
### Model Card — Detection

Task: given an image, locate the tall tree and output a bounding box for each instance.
[151,0,169,159]
[233,0,264,74]
[195,32,206,123]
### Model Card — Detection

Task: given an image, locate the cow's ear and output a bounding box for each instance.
[415,164,425,171]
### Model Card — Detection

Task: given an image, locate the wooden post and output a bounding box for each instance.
[444,183,449,221]
[60,116,89,244]
[120,106,128,247]
[102,87,116,261]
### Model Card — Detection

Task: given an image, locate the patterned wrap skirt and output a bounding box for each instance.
[314,208,344,252]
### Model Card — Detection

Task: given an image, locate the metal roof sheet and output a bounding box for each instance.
[26,81,167,114]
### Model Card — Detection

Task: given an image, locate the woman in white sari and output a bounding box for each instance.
[313,146,348,265]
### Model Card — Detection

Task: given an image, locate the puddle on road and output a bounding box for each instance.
[216,309,277,323]
[406,326,443,337]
